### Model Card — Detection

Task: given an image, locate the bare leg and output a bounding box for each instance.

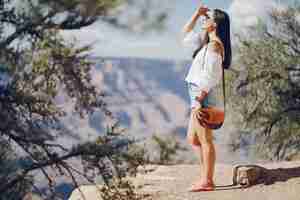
[187,109,207,189]
[188,128,216,191]
[200,128,216,184]
[187,109,205,177]
[191,144,205,179]
[187,110,216,191]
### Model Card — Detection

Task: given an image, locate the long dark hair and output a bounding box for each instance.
[192,9,232,69]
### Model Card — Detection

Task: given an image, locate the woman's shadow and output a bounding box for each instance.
[214,165,300,191]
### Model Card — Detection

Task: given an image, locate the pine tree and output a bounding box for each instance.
[0,0,167,199]
[229,4,300,160]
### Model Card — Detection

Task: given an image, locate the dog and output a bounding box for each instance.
[232,165,270,188]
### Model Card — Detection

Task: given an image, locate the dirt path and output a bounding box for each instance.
[132,161,300,200]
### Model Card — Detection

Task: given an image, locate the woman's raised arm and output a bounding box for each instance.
[181,5,209,49]
[181,5,209,35]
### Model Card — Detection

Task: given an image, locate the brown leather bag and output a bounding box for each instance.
[195,105,225,129]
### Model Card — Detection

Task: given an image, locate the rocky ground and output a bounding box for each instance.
[69,161,300,200]
[132,162,300,200]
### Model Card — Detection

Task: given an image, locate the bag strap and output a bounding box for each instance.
[222,63,226,114]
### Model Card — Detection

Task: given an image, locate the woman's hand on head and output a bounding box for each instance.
[196,5,209,17]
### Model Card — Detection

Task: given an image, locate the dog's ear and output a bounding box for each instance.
[232,166,238,185]
[232,165,241,186]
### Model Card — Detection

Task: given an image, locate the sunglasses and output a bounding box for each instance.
[205,10,214,19]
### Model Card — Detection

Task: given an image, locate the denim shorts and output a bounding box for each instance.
[188,82,217,109]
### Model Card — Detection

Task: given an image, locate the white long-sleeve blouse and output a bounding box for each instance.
[182,30,223,93]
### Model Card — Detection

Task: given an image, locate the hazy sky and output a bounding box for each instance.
[61,0,293,60]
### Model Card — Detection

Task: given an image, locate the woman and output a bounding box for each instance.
[182,4,232,192]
